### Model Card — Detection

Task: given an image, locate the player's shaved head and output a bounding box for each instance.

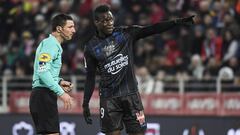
[93,4,111,21]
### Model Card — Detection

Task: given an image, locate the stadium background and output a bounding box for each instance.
[1,0,240,135]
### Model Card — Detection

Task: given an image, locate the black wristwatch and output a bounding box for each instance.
[58,78,64,85]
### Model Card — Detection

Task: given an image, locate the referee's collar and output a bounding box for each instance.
[49,34,62,49]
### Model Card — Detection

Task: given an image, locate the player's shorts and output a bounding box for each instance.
[29,87,59,134]
[100,92,147,134]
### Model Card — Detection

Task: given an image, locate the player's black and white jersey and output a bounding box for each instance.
[84,20,177,99]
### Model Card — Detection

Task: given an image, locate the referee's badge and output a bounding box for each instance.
[39,53,51,62]
[38,61,47,72]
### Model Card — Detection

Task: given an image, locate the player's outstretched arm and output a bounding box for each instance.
[132,15,197,40]
[174,15,196,26]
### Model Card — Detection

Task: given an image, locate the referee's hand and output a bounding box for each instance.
[59,93,73,110]
[60,80,74,93]
[82,104,92,124]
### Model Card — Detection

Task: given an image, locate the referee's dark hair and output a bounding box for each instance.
[51,14,73,32]
[93,4,111,21]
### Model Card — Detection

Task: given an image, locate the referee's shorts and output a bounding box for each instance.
[29,87,59,134]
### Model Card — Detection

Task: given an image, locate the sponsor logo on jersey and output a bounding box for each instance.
[39,53,51,62]
[104,54,128,74]
[136,111,146,126]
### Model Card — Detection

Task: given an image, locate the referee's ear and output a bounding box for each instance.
[56,26,62,33]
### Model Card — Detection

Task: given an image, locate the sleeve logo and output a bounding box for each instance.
[39,53,51,62]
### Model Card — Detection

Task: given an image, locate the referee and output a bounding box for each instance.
[29,14,75,135]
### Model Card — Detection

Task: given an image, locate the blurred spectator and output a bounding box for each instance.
[33,14,48,37]
[15,64,25,77]
[149,2,165,24]
[128,1,144,23]
[138,12,151,25]
[0,0,240,90]
[235,0,240,23]
[72,49,86,75]
[164,40,183,74]
[59,0,74,13]
[201,27,222,63]
[154,70,165,94]
[188,54,205,80]
[110,0,126,25]
[165,0,180,18]
[203,57,221,77]
[177,26,193,67]
[122,13,134,25]
[21,31,34,57]
[61,63,71,76]
[199,0,210,17]
[136,66,155,95]
[190,25,204,55]
[227,57,240,75]
[218,66,234,80]
[222,29,239,63]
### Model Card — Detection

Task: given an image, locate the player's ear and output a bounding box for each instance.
[94,20,99,26]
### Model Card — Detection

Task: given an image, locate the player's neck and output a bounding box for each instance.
[51,32,63,44]
[97,31,110,39]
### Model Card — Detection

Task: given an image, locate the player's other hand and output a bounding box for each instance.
[60,80,74,93]
[82,103,92,124]
[59,93,74,110]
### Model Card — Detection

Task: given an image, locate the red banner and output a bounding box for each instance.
[220,93,240,116]
[143,93,183,115]
[57,92,83,113]
[184,93,220,115]
[9,91,31,113]
[9,90,99,114]
[8,91,240,116]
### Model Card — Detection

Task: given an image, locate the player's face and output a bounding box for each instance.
[60,20,76,40]
[95,11,114,35]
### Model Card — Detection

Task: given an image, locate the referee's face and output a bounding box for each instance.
[95,11,114,36]
[60,20,76,40]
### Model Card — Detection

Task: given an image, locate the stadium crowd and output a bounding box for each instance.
[0,0,240,93]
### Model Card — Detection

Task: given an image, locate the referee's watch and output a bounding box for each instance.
[59,78,64,85]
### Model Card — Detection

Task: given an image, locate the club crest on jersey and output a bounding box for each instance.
[103,41,115,56]
[39,53,51,62]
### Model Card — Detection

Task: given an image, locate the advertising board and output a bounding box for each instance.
[0,114,239,135]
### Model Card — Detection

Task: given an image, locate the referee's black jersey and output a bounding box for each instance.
[84,21,177,99]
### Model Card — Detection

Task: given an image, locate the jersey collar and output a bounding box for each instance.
[49,34,63,50]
